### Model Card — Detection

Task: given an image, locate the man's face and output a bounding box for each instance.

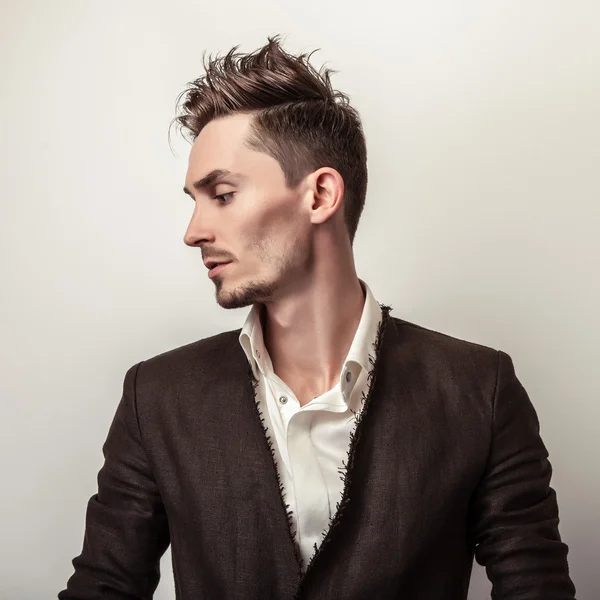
[183,113,312,309]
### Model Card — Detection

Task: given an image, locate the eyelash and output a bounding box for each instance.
[214,192,234,205]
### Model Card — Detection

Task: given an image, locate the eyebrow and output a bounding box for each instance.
[183,169,245,197]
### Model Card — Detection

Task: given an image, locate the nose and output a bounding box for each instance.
[183,214,215,247]
[183,229,212,247]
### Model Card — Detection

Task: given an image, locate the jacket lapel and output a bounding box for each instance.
[229,303,394,596]
[294,304,394,594]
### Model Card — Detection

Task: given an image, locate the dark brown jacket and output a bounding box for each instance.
[58,307,576,599]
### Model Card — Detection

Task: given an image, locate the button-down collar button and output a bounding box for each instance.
[279,396,288,405]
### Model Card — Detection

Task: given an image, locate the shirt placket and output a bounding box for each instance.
[272,382,331,563]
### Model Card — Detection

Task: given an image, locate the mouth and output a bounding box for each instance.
[207,261,232,279]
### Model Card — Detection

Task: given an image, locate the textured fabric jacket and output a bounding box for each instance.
[58,306,576,599]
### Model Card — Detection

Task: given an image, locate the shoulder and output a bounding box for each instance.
[388,315,501,387]
[130,327,244,392]
[390,316,498,355]
[145,327,242,366]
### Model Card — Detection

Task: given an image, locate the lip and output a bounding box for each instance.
[208,262,231,278]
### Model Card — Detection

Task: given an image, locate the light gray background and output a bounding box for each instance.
[1,1,598,598]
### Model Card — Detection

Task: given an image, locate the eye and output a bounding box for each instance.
[214,192,234,205]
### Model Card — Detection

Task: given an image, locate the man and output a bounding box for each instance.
[59,35,576,599]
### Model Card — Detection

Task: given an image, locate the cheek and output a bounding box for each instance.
[242,192,307,261]
[244,227,299,269]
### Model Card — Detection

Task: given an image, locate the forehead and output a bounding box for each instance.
[188,113,254,170]
[184,113,287,191]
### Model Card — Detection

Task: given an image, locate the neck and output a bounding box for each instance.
[260,260,366,397]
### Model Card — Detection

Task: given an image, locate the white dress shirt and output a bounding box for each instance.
[239,278,383,570]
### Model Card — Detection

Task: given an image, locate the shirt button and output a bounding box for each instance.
[345,371,352,382]
[279,396,288,405]
[256,350,260,358]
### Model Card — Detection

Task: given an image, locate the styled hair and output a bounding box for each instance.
[171,35,368,246]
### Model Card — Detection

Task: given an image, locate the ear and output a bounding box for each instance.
[308,167,345,225]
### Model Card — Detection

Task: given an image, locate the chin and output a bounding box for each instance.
[214,275,278,309]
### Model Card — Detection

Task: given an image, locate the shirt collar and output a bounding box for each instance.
[238,278,383,407]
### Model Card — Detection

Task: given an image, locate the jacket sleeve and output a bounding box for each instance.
[470,350,576,598]
[58,361,171,600]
